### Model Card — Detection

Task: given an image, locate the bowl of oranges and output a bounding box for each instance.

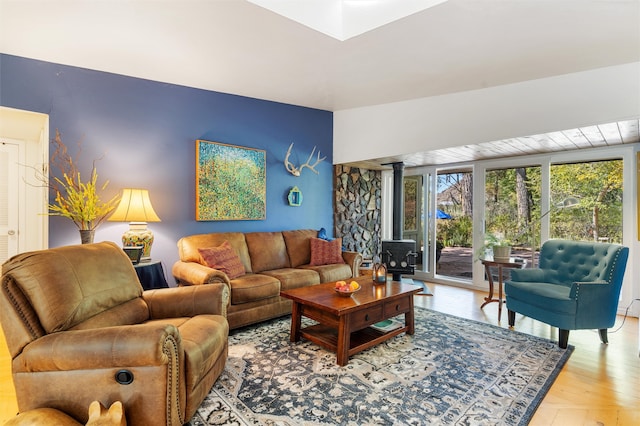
[334,280,361,297]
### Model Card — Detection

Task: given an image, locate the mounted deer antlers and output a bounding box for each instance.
[284,143,326,176]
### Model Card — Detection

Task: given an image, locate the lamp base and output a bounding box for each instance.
[122,222,154,261]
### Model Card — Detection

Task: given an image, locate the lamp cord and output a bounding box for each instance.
[609,298,640,334]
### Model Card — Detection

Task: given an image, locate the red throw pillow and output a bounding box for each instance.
[309,237,345,266]
[198,241,246,279]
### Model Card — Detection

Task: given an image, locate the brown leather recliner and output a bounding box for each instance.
[0,242,229,426]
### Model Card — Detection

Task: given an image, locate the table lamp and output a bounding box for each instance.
[108,189,161,261]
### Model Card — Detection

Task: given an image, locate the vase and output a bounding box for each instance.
[80,230,95,244]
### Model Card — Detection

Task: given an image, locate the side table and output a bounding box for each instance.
[134,260,169,290]
[480,258,526,321]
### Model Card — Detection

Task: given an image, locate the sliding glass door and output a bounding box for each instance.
[434,168,473,280]
[401,167,475,282]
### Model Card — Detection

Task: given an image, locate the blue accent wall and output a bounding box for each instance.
[1,54,334,283]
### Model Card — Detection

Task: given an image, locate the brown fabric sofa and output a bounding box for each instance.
[0,242,229,426]
[172,229,363,329]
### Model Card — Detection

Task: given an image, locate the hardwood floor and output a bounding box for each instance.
[0,282,638,425]
[414,283,640,426]
[0,324,17,424]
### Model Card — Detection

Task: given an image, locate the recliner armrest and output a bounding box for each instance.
[172,260,230,286]
[144,284,229,318]
[18,323,181,371]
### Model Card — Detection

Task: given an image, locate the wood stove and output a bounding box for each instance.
[382,239,417,281]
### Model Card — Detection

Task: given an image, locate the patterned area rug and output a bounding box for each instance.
[193,308,573,426]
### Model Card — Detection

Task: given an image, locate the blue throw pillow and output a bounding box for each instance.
[318,227,333,241]
[318,227,347,251]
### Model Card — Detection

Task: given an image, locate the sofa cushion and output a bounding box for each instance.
[245,232,290,273]
[309,237,345,266]
[282,229,317,267]
[198,241,246,280]
[261,268,320,290]
[229,274,281,305]
[302,263,353,283]
[505,281,575,314]
[178,232,252,273]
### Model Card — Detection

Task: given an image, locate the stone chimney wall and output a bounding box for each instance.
[333,165,381,260]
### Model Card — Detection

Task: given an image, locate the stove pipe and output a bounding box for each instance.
[391,162,404,240]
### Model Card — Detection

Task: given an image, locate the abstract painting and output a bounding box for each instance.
[196,140,266,221]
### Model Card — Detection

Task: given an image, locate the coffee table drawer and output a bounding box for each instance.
[351,305,383,329]
[384,296,411,317]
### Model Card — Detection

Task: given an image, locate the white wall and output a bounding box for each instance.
[333,62,640,164]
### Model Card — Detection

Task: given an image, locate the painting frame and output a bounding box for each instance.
[196,140,266,221]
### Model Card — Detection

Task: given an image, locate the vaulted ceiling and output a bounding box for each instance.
[1,0,639,166]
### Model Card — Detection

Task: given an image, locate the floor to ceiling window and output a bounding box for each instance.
[549,159,623,244]
[482,159,623,266]
[484,165,541,265]
[383,145,634,313]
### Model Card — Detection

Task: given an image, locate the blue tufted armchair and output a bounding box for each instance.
[505,239,629,348]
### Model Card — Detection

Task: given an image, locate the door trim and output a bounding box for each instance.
[0,106,49,254]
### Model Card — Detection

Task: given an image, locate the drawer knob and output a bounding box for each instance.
[395,304,400,311]
[365,314,370,321]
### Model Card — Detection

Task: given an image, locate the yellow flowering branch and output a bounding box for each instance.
[46,130,120,230]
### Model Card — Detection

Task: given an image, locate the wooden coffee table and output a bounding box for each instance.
[280,277,422,366]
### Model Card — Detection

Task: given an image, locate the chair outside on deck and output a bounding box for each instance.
[505,239,629,349]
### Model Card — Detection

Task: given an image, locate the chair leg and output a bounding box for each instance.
[507,310,515,327]
[599,328,608,344]
[558,329,569,349]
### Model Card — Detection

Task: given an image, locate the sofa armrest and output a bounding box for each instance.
[342,251,363,277]
[569,281,609,299]
[18,323,181,371]
[570,281,617,323]
[144,284,229,318]
[172,260,230,286]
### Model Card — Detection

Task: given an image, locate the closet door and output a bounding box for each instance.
[0,141,19,263]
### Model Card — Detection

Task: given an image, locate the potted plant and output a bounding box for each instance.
[40,130,120,243]
[477,232,512,262]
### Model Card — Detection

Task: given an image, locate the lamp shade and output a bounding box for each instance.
[108,189,161,223]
